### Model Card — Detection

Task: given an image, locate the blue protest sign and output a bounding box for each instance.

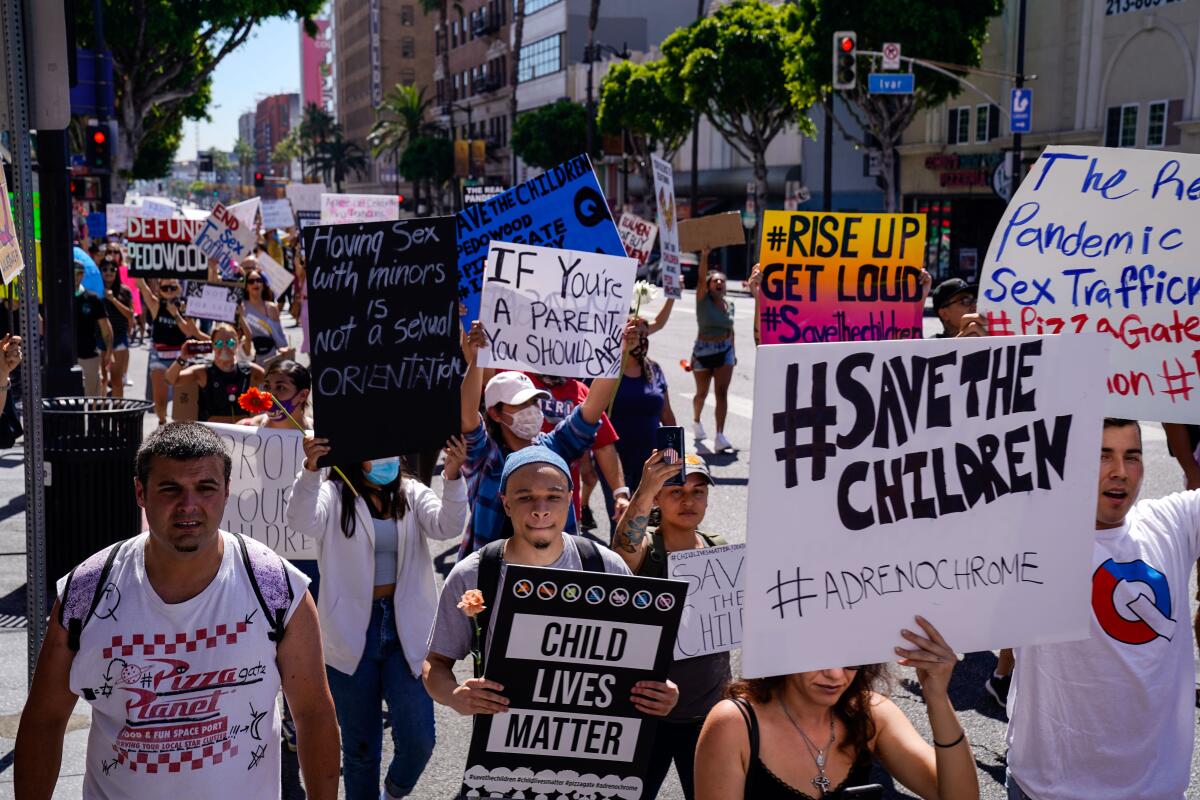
[1011,88,1032,134]
[86,212,107,240]
[456,153,623,323]
[868,73,914,95]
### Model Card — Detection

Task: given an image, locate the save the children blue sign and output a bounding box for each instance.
[456,153,624,324]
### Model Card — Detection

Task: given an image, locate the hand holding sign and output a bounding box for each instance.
[451,678,510,716]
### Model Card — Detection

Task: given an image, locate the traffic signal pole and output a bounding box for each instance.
[38,129,84,398]
[1010,0,1028,202]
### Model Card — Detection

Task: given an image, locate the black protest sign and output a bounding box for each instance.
[302,217,461,466]
[462,566,685,800]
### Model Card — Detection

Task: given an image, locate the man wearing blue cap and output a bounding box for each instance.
[424,445,679,718]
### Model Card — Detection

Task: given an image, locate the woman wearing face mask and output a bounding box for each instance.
[691,250,736,453]
[287,437,469,800]
[165,323,265,422]
[237,359,312,430]
[98,257,135,397]
[138,277,207,425]
[241,264,292,366]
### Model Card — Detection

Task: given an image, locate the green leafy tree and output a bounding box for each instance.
[511,101,588,171]
[369,84,433,194]
[789,0,1003,210]
[309,126,368,192]
[73,1,323,201]
[271,131,301,179]
[400,135,454,214]
[597,60,692,214]
[661,0,818,233]
[298,103,337,183]
[234,137,255,187]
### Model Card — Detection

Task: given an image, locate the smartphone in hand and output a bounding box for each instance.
[843,785,884,799]
[655,426,686,483]
[190,341,214,356]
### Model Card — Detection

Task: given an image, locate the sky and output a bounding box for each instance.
[177,16,302,159]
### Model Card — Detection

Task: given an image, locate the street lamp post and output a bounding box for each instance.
[443,102,475,210]
[584,42,629,159]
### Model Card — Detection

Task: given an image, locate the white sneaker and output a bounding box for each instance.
[714,432,733,452]
[693,420,707,441]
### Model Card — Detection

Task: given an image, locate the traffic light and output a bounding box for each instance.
[832,31,857,91]
[254,171,265,188]
[198,152,214,173]
[85,124,111,171]
[70,179,85,199]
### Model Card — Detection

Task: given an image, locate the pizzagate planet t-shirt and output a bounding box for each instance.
[57,531,309,800]
[1006,491,1200,800]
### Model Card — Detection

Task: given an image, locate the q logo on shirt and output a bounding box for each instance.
[1091,558,1174,645]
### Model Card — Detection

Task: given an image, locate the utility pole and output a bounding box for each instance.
[1010,0,1027,202]
[689,0,706,218]
[822,104,833,211]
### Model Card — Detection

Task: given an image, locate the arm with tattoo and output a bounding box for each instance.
[612,485,656,572]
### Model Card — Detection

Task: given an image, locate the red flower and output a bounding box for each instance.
[238,387,274,415]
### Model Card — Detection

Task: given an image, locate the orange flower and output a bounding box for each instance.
[457,589,486,618]
[238,387,274,415]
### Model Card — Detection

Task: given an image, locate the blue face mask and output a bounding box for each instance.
[363,457,400,485]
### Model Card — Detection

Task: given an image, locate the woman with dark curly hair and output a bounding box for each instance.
[694,617,978,800]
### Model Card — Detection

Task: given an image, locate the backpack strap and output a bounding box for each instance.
[571,535,605,573]
[475,539,506,673]
[234,533,295,644]
[60,538,131,652]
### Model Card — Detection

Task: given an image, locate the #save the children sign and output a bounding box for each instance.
[669,543,745,660]
[742,335,1107,677]
[463,565,684,800]
[980,145,1200,423]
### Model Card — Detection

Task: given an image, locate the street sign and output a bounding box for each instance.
[882,42,901,70]
[1011,87,1032,133]
[868,73,914,94]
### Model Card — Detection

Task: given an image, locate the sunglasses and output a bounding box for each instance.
[951,295,977,309]
[213,338,238,349]
[246,278,264,285]
[160,285,180,293]
[101,267,117,273]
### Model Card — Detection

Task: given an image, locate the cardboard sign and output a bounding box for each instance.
[669,543,745,660]
[650,155,681,299]
[126,217,208,279]
[203,422,317,559]
[193,202,258,267]
[261,199,296,230]
[302,216,462,466]
[617,213,658,266]
[980,145,1200,423]
[286,182,327,213]
[183,281,241,322]
[319,193,399,225]
[257,251,294,296]
[742,335,1108,677]
[679,212,745,253]
[456,153,624,324]
[0,169,25,284]
[757,211,927,345]
[463,565,685,800]
[477,242,636,379]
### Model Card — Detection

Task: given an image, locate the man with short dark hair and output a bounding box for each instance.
[1005,418,1200,800]
[16,422,340,799]
[931,277,987,338]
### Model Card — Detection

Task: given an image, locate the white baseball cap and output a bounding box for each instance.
[484,371,551,408]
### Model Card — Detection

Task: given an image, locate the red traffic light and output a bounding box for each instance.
[92,130,107,144]
[840,36,855,52]
[254,172,264,181]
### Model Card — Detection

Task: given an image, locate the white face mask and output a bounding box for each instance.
[505,405,544,440]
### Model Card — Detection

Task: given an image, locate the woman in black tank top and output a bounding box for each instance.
[138,278,205,424]
[164,322,265,422]
[694,618,978,800]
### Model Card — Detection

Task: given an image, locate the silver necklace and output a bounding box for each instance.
[778,698,836,795]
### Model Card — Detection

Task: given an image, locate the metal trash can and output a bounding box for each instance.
[42,397,153,600]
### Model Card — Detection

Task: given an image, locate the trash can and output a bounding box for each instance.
[42,397,153,601]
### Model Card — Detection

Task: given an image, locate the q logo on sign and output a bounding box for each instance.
[1091,558,1174,645]
[512,579,534,599]
[574,187,608,227]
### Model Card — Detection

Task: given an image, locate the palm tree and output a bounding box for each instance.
[310,125,368,192]
[271,131,302,180]
[369,84,433,196]
[299,103,337,184]
[233,137,255,190]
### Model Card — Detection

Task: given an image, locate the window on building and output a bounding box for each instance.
[491,0,506,25]
[401,5,414,25]
[1147,100,1167,147]
[947,106,970,145]
[521,0,562,14]
[1105,103,1138,147]
[401,37,415,58]
[437,79,445,106]
[451,19,458,47]
[453,73,461,101]
[400,68,416,85]
[518,34,563,83]
[975,103,999,143]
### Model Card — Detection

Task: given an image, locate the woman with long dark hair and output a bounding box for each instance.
[98,256,135,397]
[287,436,469,800]
[695,618,978,800]
[690,252,736,452]
[138,277,207,425]
[241,263,292,366]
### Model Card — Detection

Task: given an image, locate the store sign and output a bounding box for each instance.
[925,153,1005,189]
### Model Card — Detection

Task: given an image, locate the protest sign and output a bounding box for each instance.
[141,198,176,218]
[456,153,624,323]
[463,565,684,800]
[203,422,317,559]
[296,210,320,228]
[980,145,1200,423]
[261,199,296,230]
[669,543,745,660]
[0,169,25,284]
[464,184,506,205]
[105,204,135,234]
[228,197,261,231]
[757,211,927,346]
[650,155,681,299]
[302,216,461,466]
[192,202,258,266]
[183,281,242,322]
[741,334,1107,677]
[320,193,399,225]
[678,212,745,253]
[126,217,207,279]
[286,182,326,213]
[86,212,107,240]
[617,213,658,266]
[257,251,293,295]
[477,242,635,379]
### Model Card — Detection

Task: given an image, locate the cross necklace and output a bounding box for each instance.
[778,698,836,795]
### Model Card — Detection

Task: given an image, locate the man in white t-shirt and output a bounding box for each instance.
[1006,418,1200,800]
[15,422,340,799]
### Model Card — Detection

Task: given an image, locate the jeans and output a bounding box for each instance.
[1006,769,1034,800]
[641,719,703,800]
[326,596,435,799]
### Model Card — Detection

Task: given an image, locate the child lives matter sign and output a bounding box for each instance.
[980,145,1200,423]
[758,211,926,345]
[463,565,684,800]
[302,217,462,466]
[126,217,207,279]
[742,335,1107,677]
[477,242,635,379]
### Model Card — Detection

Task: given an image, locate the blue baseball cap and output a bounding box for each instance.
[500,446,572,494]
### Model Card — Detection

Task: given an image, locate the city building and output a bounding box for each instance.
[254,93,300,179]
[237,112,256,147]
[332,0,437,195]
[301,15,335,114]
[898,0,1200,280]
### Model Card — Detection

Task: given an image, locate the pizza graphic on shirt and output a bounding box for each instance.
[1091,558,1175,645]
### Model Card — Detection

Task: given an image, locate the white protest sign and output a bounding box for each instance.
[257,251,293,295]
[203,422,317,559]
[981,146,1200,423]
[0,168,24,284]
[669,543,745,660]
[183,282,241,322]
[228,197,262,232]
[105,204,137,234]
[193,202,257,266]
[476,241,636,379]
[320,193,399,224]
[286,182,327,213]
[261,199,296,230]
[140,198,176,218]
[651,155,681,299]
[617,213,658,266]
[742,335,1108,677]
